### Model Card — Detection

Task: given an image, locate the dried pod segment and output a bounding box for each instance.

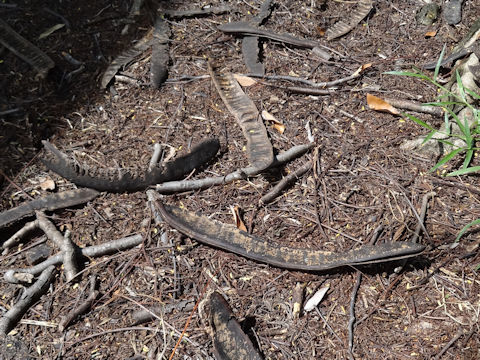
[0,19,54,79]
[100,28,153,88]
[0,189,99,229]
[157,202,426,271]
[326,0,373,41]
[210,292,263,360]
[150,16,170,88]
[208,61,274,171]
[42,139,220,193]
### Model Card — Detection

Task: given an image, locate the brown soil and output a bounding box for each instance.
[1,0,479,359]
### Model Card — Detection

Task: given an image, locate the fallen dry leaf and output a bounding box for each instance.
[261,110,286,134]
[233,74,257,87]
[424,30,437,38]
[39,178,56,191]
[366,94,400,115]
[230,205,247,232]
[352,63,372,77]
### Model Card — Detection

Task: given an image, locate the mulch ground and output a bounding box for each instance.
[1,0,479,359]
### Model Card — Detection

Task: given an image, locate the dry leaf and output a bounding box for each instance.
[39,178,56,191]
[261,110,286,134]
[366,93,400,115]
[352,63,372,77]
[233,74,257,87]
[230,205,247,232]
[424,30,437,38]
[304,284,330,312]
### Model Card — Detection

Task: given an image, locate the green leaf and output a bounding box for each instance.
[404,113,435,131]
[443,111,450,136]
[455,70,467,102]
[434,44,446,81]
[463,149,473,168]
[455,218,480,242]
[429,148,463,173]
[384,70,429,80]
[422,129,437,144]
[465,88,480,100]
[447,165,480,176]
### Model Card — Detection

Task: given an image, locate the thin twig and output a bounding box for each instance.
[348,273,362,359]
[384,98,443,117]
[260,159,312,204]
[247,72,360,88]
[58,275,99,332]
[412,192,436,243]
[155,143,313,193]
[148,143,163,172]
[2,220,39,251]
[433,330,465,359]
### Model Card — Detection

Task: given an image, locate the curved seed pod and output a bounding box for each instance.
[208,61,274,171]
[157,202,426,271]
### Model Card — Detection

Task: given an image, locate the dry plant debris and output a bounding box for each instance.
[1,0,480,359]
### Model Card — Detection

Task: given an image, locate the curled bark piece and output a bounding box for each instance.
[208,61,273,171]
[4,234,143,280]
[0,188,99,229]
[150,16,170,88]
[0,265,56,336]
[156,202,425,271]
[210,292,263,360]
[100,28,153,88]
[326,0,373,41]
[155,143,313,193]
[42,139,220,193]
[0,19,55,79]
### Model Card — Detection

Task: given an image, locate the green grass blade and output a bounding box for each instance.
[447,165,480,176]
[455,218,480,242]
[384,70,429,80]
[422,130,437,144]
[404,113,435,131]
[434,44,446,81]
[462,149,473,168]
[465,88,480,100]
[429,148,463,173]
[455,70,467,102]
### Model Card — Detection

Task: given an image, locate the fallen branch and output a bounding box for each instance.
[36,211,79,281]
[2,220,39,252]
[4,234,143,281]
[155,143,313,193]
[383,98,443,117]
[0,265,56,336]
